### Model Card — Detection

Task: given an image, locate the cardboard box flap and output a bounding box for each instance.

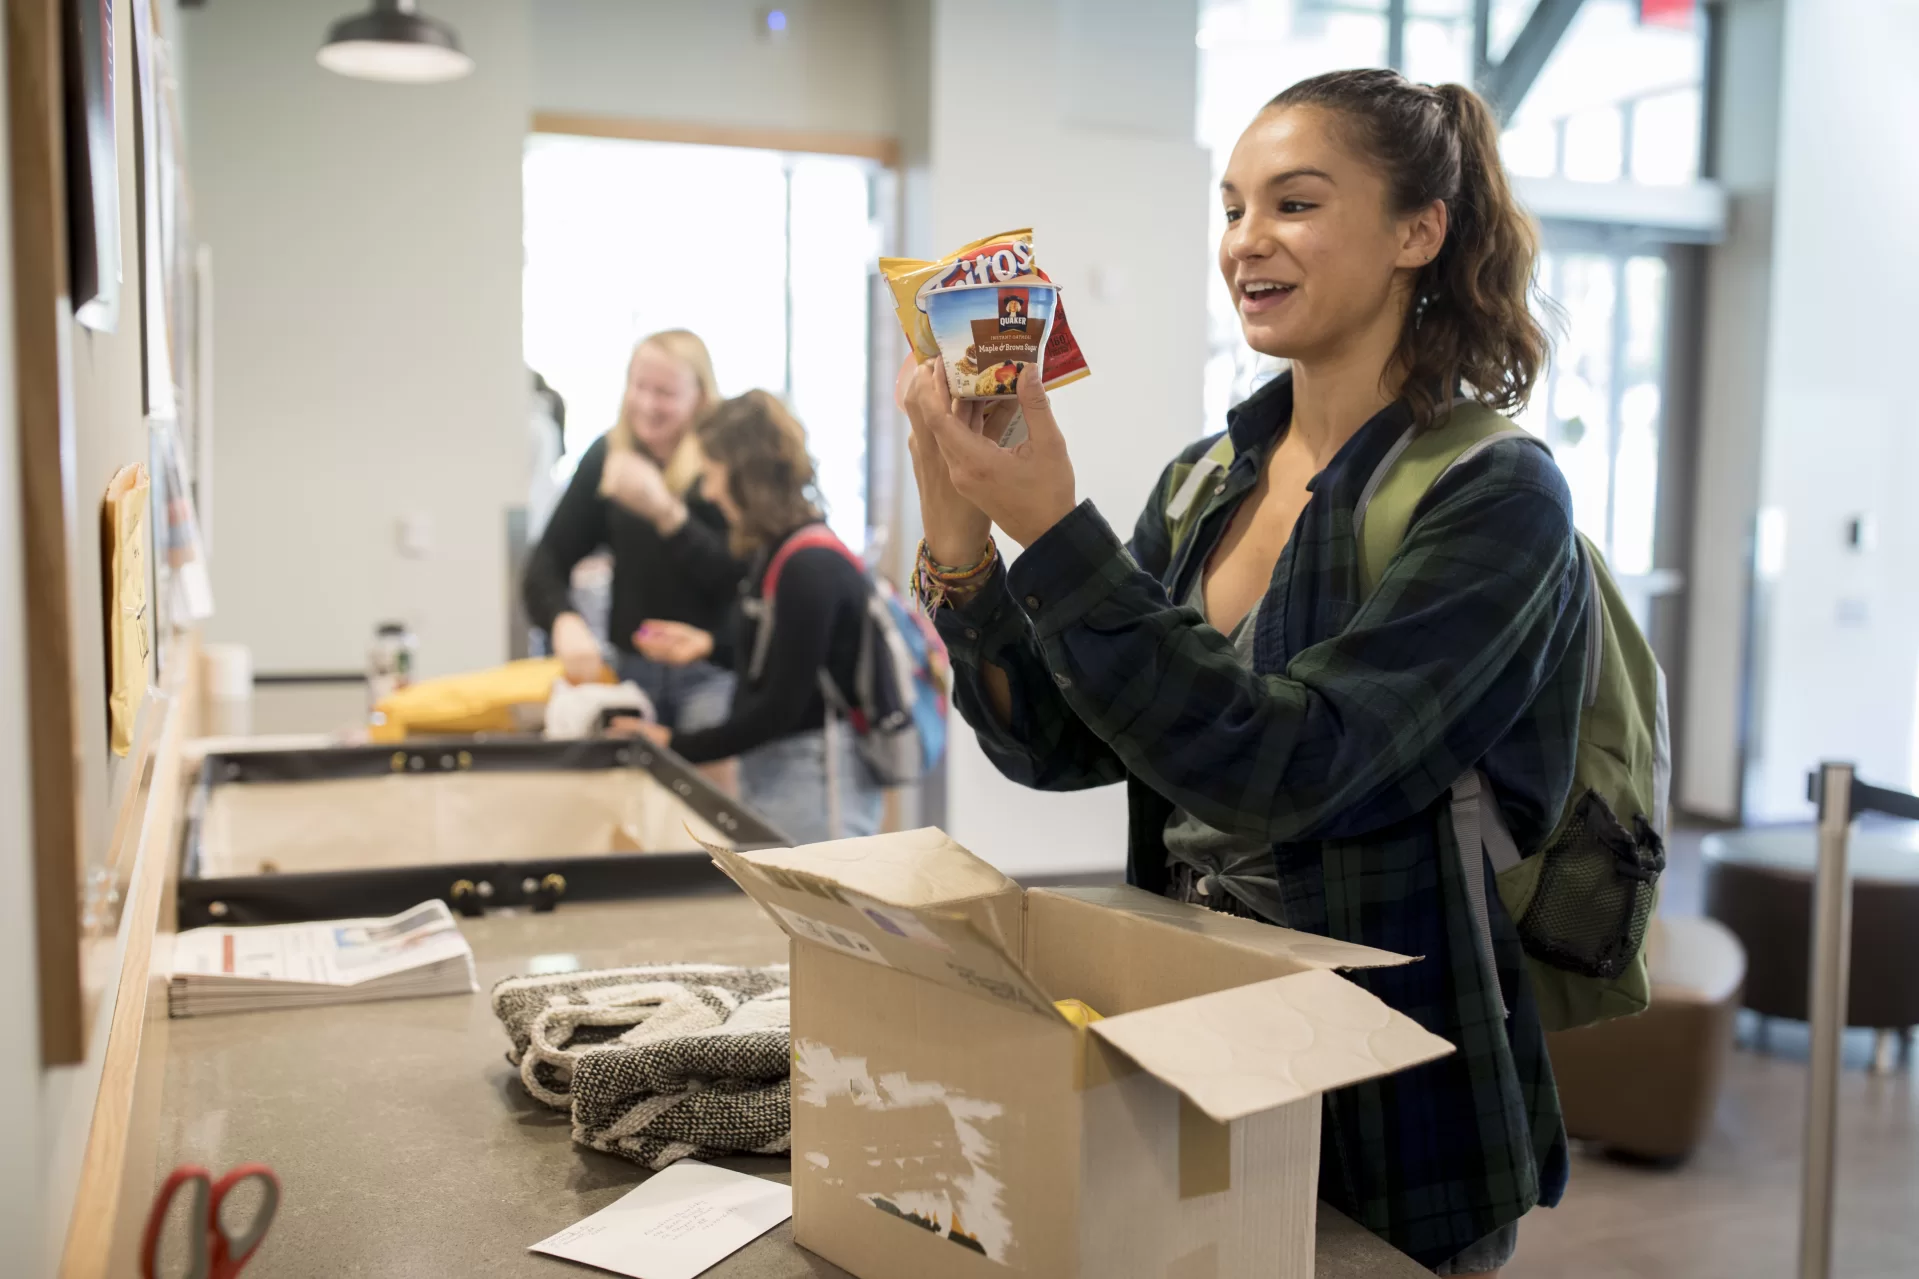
[1087,968,1454,1123]
[1038,885,1417,973]
[740,828,1016,909]
[701,834,1063,1024]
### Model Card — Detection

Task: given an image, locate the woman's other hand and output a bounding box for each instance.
[907,359,1077,550]
[901,358,994,567]
[604,716,672,750]
[603,449,687,532]
[634,620,714,667]
[635,720,674,749]
[551,612,607,685]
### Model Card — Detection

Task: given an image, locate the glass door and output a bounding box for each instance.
[1518,239,1682,632]
[523,133,881,547]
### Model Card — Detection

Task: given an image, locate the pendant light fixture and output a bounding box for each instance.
[318,0,474,84]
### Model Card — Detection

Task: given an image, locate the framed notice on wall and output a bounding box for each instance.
[64,0,121,331]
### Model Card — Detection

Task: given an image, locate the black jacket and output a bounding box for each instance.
[672,531,868,764]
[522,433,743,652]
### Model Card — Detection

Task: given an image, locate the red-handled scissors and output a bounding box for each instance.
[140,1163,280,1279]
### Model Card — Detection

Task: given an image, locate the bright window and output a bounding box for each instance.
[1195,0,1704,553]
[1521,248,1670,592]
[1197,1,1401,435]
[523,134,879,546]
[1502,0,1706,186]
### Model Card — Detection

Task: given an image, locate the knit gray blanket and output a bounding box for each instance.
[492,963,792,1170]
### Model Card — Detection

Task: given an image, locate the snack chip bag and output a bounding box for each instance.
[881,229,1090,409]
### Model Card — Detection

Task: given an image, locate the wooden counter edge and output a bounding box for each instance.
[59,634,198,1279]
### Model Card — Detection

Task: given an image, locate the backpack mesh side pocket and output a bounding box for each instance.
[1517,789,1665,981]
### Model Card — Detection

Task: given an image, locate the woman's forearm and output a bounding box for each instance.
[935,569,1127,793]
[1014,485,1581,845]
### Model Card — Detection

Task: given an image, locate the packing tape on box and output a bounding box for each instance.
[1178,1097,1233,1200]
[1070,1023,1138,1094]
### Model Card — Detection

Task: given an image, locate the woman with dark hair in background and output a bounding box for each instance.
[523,330,743,765]
[629,391,884,845]
[904,71,1578,1276]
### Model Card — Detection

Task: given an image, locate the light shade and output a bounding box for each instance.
[318,0,473,84]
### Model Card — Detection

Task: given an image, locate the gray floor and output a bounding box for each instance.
[1512,1020,1917,1279]
[1512,827,1919,1278]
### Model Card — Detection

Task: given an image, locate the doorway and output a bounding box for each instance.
[522,131,885,548]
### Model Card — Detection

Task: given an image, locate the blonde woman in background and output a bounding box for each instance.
[523,330,745,751]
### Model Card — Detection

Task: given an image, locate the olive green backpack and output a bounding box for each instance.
[1164,402,1669,1031]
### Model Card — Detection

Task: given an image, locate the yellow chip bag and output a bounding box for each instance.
[882,228,1091,408]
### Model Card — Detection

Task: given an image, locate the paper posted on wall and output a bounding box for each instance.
[167,899,478,1018]
[152,417,213,624]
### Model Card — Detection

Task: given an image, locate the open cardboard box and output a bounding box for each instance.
[706,828,1455,1279]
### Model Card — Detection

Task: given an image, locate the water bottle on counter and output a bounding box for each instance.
[200,642,254,738]
[367,621,416,714]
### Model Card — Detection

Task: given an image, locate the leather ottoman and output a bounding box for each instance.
[1546,914,1747,1162]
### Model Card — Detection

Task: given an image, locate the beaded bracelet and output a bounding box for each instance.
[912,538,999,616]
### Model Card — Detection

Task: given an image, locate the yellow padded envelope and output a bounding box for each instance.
[103,464,152,756]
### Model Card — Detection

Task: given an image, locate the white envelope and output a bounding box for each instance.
[530,1162,793,1279]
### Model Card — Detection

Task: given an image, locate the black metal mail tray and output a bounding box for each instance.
[177,737,788,928]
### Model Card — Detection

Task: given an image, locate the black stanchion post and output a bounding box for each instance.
[1800,761,1853,1279]
[1797,765,1919,1279]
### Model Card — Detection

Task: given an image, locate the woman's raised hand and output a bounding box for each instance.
[906,358,1077,551]
[900,356,995,567]
[602,449,684,531]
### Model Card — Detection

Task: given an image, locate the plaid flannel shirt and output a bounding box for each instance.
[934,374,1583,1268]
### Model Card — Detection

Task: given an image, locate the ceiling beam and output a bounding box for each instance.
[1480,0,1589,125]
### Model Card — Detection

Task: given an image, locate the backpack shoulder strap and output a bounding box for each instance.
[748,525,861,682]
[762,524,859,599]
[1163,433,1238,552]
[1354,401,1543,594]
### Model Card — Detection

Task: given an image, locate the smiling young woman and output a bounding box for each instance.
[523,330,746,771]
[903,70,1577,1277]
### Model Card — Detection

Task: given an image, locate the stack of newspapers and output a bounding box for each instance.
[167,900,478,1018]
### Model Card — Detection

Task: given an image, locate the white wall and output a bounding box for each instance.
[182,0,528,677]
[532,0,902,134]
[932,0,1209,876]
[1740,0,1919,819]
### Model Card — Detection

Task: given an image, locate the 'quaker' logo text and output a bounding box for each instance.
[997,289,1030,332]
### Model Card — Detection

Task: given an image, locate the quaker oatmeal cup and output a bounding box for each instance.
[922,280,1059,401]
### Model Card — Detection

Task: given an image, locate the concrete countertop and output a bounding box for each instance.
[157,895,1429,1278]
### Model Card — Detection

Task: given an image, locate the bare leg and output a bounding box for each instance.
[699,758,738,798]
[1872,1028,1897,1075]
